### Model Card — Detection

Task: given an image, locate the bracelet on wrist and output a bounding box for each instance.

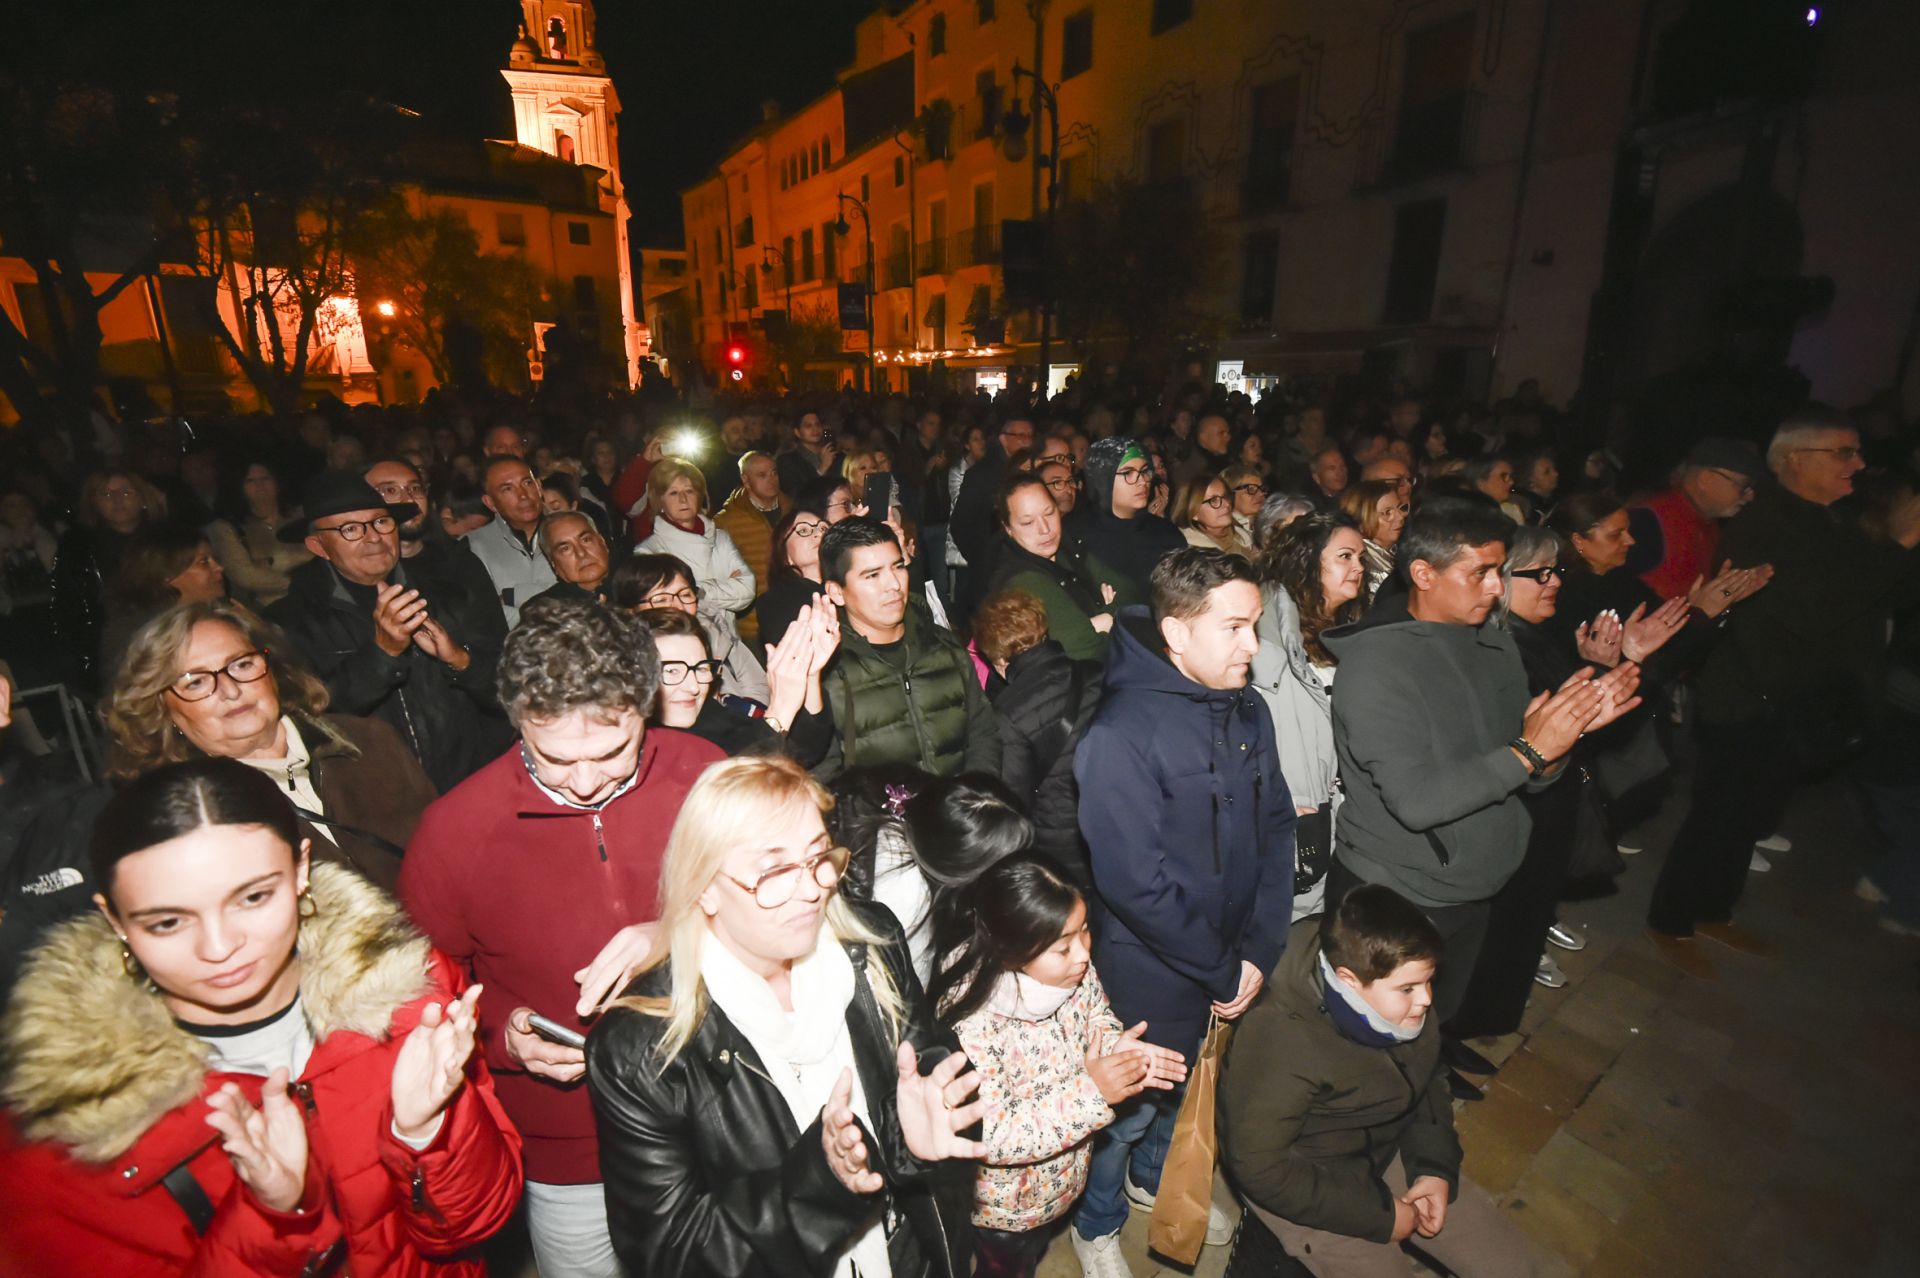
[1509,736,1549,775]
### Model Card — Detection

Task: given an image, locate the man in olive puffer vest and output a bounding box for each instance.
[816,518,1001,779]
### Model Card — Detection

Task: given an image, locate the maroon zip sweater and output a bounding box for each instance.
[398,728,724,1184]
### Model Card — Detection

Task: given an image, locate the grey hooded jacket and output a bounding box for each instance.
[1324,595,1558,906]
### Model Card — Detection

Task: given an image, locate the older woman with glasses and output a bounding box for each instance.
[1222,463,1268,545]
[586,755,984,1278]
[1451,526,1623,1028]
[102,599,437,892]
[1173,473,1255,558]
[634,604,836,762]
[636,457,758,660]
[612,552,770,707]
[1339,479,1410,603]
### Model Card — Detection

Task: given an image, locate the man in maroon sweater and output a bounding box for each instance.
[400,595,722,1277]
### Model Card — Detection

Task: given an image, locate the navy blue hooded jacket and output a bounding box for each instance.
[1075,609,1297,1055]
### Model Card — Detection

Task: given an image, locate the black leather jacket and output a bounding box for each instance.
[585,902,973,1278]
[266,557,510,792]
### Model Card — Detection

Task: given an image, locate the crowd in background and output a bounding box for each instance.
[2,368,1918,1278]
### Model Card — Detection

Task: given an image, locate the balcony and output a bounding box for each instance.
[918,237,947,277]
[956,222,1001,268]
[883,252,913,290]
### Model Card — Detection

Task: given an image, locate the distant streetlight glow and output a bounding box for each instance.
[1806,7,1819,24]
[375,300,397,317]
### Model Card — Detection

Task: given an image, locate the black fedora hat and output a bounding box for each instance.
[278,473,420,543]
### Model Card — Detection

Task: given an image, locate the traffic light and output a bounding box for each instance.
[725,343,748,382]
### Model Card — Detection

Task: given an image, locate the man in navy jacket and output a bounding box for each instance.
[1071,547,1297,1274]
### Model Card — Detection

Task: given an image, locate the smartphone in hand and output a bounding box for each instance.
[526,1012,586,1051]
[862,473,896,518]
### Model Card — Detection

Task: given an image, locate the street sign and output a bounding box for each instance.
[838,283,868,330]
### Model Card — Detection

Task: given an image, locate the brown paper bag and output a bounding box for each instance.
[1147,1013,1233,1265]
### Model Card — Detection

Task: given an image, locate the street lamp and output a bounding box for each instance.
[759,245,793,319]
[1000,61,1061,394]
[832,192,877,393]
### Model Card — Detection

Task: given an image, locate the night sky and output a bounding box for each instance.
[8,0,880,244]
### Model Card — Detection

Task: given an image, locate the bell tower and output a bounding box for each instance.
[503,1,640,384]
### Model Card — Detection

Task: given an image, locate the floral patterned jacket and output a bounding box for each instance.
[952,967,1126,1231]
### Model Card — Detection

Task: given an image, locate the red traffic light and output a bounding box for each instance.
[725,344,747,366]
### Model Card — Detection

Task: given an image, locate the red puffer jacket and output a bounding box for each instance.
[0,863,523,1277]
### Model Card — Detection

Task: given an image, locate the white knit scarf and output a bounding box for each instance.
[699,927,893,1278]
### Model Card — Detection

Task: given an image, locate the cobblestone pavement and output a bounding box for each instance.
[498,775,1918,1277]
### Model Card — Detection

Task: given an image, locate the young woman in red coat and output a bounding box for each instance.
[0,757,523,1276]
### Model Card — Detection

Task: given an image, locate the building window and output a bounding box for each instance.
[926,200,947,274]
[568,221,591,245]
[811,142,821,176]
[975,69,1001,139]
[745,269,758,309]
[1060,9,1093,80]
[1382,198,1447,323]
[1150,0,1193,35]
[925,291,947,348]
[782,236,796,287]
[1241,231,1279,323]
[1246,76,1299,209]
[1145,116,1186,183]
[822,223,837,280]
[694,279,704,316]
[822,136,832,167]
[735,216,755,247]
[496,212,526,246]
[555,131,576,163]
[861,173,871,201]
[978,0,995,23]
[713,227,723,262]
[801,227,816,281]
[780,165,788,191]
[929,14,947,57]
[573,274,597,312]
[1393,12,1476,179]
[894,155,906,188]
[1059,150,1093,203]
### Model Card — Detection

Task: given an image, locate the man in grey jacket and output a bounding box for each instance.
[1326,501,1638,1079]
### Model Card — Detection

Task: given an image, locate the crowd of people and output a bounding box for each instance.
[1,373,1916,1278]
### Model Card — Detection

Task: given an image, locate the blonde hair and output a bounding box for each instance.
[616,755,903,1066]
[646,457,710,516]
[104,600,329,779]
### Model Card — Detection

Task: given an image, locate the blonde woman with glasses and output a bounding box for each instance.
[586,755,985,1278]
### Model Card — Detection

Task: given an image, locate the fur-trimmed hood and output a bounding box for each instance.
[1,862,431,1163]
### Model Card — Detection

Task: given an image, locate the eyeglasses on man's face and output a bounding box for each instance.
[168,649,271,701]
[1509,565,1564,585]
[1044,476,1076,493]
[314,515,397,541]
[719,847,846,909]
[1792,446,1861,463]
[658,658,723,686]
[1707,468,1755,496]
[1232,482,1268,497]
[644,586,701,608]
[1115,465,1152,485]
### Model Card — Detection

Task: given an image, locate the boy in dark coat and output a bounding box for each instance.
[1220,887,1536,1277]
[1070,547,1296,1271]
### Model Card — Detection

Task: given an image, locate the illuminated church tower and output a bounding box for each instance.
[504,1,640,384]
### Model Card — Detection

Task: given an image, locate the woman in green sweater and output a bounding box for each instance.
[986,474,1132,662]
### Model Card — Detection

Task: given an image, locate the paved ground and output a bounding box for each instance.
[499,772,1920,1277]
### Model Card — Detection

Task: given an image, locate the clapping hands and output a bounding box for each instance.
[391,984,484,1143]
[764,602,841,727]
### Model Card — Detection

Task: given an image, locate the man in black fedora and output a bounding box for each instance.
[268,473,511,790]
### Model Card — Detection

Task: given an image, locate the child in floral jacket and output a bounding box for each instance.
[933,856,1188,1277]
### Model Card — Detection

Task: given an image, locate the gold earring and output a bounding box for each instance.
[297,885,318,919]
[119,939,156,990]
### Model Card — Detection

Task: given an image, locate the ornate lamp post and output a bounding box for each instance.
[832,192,876,392]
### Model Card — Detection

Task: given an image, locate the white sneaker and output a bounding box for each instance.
[1123,1175,1235,1246]
[1072,1227,1135,1278]
[1545,922,1587,952]
[1755,832,1792,853]
[1535,953,1569,988]
[1749,849,1771,873]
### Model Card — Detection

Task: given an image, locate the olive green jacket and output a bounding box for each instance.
[816,601,1002,779]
